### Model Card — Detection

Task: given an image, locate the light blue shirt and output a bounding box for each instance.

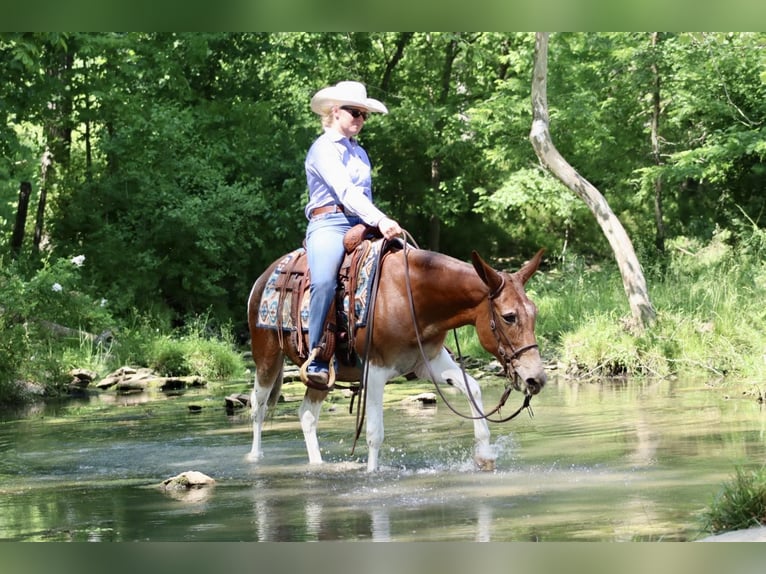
[304,128,386,226]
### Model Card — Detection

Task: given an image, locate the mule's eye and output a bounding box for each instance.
[501,312,517,325]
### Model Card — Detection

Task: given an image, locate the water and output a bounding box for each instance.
[1,376,764,541]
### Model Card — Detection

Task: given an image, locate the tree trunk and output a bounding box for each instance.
[428,36,460,251]
[11,182,32,259]
[650,32,666,253]
[380,32,413,94]
[33,148,53,254]
[429,158,441,249]
[529,32,656,330]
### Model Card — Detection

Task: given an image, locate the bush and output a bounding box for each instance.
[0,254,115,403]
[145,315,245,380]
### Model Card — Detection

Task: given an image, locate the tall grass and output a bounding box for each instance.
[106,313,246,381]
[701,466,766,534]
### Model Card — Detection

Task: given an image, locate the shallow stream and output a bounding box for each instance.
[1,375,763,541]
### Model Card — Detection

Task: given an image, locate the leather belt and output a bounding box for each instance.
[310,204,345,218]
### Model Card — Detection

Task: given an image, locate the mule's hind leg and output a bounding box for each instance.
[298,387,329,464]
[419,348,496,471]
[247,360,284,462]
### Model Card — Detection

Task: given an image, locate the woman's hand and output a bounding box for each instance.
[378,217,403,240]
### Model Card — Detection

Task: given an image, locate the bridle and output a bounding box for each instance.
[486,275,540,383]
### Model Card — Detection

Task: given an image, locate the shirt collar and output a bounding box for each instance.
[325,127,356,145]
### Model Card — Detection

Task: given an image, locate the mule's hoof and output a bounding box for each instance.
[475,457,496,472]
[245,451,262,462]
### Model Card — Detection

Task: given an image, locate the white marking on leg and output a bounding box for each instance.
[364,365,397,472]
[421,348,495,469]
[248,381,272,461]
[299,395,324,464]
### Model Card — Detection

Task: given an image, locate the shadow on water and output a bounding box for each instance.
[1,375,764,541]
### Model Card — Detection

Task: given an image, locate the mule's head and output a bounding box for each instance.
[471,249,547,396]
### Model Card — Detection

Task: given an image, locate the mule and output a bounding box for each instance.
[246,242,546,472]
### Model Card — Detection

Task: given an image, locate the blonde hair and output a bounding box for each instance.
[320,107,335,128]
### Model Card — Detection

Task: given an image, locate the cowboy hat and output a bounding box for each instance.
[310,81,388,115]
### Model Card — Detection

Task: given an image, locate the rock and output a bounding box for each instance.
[696,526,766,542]
[283,364,301,383]
[160,376,206,391]
[13,380,46,398]
[95,366,147,389]
[69,368,96,388]
[161,470,215,490]
[116,379,148,392]
[95,366,208,392]
[404,392,438,406]
[224,393,250,409]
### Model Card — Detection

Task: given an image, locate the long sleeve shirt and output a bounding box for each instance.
[304,128,386,227]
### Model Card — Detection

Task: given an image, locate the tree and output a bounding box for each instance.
[529,32,656,330]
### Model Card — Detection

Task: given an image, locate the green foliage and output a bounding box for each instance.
[0,252,244,404]
[453,227,766,383]
[0,254,115,402]
[145,316,245,380]
[535,229,766,381]
[701,466,766,534]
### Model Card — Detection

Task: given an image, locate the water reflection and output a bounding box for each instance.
[248,483,496,542]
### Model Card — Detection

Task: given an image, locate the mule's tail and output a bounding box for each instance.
[266,370,284,409]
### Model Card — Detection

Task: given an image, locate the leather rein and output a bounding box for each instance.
[401,236,536,424]
[349,233,534,454]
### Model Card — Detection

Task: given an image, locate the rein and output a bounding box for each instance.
[349,231,534,454]
[400,235,535,424]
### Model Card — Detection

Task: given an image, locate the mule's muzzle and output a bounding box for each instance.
[524,377,545,396]
[512,368,546,396]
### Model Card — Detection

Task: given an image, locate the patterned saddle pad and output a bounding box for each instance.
[256,240,382,332]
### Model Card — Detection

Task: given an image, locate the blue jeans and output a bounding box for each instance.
[305,212,363,353]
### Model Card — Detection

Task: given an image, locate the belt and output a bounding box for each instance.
[310,204,345,218]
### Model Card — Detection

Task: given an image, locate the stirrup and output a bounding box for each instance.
[300,347,336,391]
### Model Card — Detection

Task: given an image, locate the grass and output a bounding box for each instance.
[700,466,766,535]
[0,313,246,405]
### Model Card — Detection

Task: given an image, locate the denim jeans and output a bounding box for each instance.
[305,211,363,353]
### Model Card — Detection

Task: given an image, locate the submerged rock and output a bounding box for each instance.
[403,392,438,406]
[161,470,215,490]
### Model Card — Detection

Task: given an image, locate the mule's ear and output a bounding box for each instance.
[471,250,504,294]
[517,248,545,285]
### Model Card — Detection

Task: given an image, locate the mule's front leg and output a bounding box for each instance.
[364,366,394,472]
[299,388,329,464]
[441,367,495,470]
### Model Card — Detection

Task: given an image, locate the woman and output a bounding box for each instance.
[304,80,402,386]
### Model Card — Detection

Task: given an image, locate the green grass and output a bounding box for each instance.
[701,466,766,535]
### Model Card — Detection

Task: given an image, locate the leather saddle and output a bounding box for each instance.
[272,224,385,369]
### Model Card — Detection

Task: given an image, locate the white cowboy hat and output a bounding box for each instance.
[310,81,388,115]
